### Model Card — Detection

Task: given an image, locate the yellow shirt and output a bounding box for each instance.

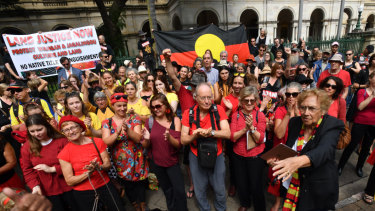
[10,98,54,126]
[165,92,179,105]
[79,112,101,137]
[127,98,150,116]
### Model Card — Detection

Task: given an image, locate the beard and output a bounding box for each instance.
[290,55,299,66]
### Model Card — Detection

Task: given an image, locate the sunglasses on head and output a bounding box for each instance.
[233,72,246,77]
[114,94,127,100]
[285,92,299,98]
[9,88,24,94]
[324,83,337,89]
[150,104,163,110]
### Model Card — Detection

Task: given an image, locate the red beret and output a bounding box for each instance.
[58,115,86,132]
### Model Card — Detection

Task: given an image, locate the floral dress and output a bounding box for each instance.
[102,114,149,181]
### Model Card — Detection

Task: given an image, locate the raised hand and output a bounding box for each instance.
[162,48,172,60]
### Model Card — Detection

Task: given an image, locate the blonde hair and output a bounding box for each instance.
[239,85,259,102]
[0,83,9,96]
[54,89,66,102]
[27,79,41,90]
[297,89,331,112]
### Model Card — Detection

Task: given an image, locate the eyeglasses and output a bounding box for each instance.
[9,88,24,94]
[61,125,80,134]
[299,106,320,113]
[150,104,163,110]
[233,72,246,77]
[62,63,70,66]
[114,95,127,100]
[147,79,154,82]
[197,96,212,101]
[60,86,69,89]
[285,92,299,98]
[324,83,337,89]
[242,98,256,104]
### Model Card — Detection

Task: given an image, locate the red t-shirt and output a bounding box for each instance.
[181,105,228,156]
[273,106,289,147]
[177,85,195,113]
[230,109,266,157]
[21,138,72,196]
[57,138,110,191]
[354,89,375,125]
[220,93,239,118]
[327,98,346,123]
[146,118,181,167]
[317,69,351,88]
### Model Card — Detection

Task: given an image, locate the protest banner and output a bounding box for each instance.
[2,25,101,77]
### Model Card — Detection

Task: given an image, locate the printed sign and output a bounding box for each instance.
[2,26,101,76]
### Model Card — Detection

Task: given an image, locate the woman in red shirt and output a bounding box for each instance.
[142,93,187,211]
[339,72,375,179]
[22,114,76,211]
[57,115,125,211]
[318,76,346,123]
[230,86,267,211]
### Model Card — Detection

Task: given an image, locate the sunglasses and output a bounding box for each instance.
[102,56,109,58]
[285,92,299,98]
[324,83,337,89]
[62,63,70,66]
[147,79,154,82]
[299,68,307,71]
[60,86,70,89]
[234,72,246,77]
[9,88,24,94]
[259,49,265,52]
[114,95,127,100]
[346,53,352,56]
[242,99,256,104]
[150,104,163,110]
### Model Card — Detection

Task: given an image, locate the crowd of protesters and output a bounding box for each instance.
[0,28,374,211]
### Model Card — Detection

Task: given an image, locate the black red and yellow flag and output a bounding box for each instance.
[153,24,250,67]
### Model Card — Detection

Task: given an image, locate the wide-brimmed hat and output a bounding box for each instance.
[294,74,313,85]
[259,66,271,75]
[189,72,206,86]
[322,49,331,54]
[329,54,343,63]
[138,30,147,36]
[58,115,86,132]
[138,65,147,73]
[7,80,27,90]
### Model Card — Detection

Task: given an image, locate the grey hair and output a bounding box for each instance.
[237,63,245,68]
[93,91,107,101]
[193,82,212,100]
[220,50,228,56]
[126,68,137,76]
[286,82,302,92]
[239,85,259,101]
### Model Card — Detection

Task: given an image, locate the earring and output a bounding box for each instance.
[166,109,171,114]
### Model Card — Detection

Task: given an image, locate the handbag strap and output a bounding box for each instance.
[91,137,103,163]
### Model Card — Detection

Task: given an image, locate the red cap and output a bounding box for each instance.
[58,115,86,132]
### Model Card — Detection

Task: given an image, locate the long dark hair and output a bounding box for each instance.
[218,66,232,89]
[153,75,172,95]
[318,76,344,100]
[25,114,65,156]
[150,93,174,122]
[142,73,154,92]
[64,92,89,116]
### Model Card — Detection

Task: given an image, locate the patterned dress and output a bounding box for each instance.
[102,114,149,181]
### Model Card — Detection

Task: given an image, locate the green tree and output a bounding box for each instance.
[94,0,127,56]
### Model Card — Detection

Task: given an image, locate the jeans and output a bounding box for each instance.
[232,153,266,211]
[189,151,226,211]
[150,160,188,211]
[338,123,375,170]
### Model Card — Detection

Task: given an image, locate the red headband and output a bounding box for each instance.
[110,93,128,105]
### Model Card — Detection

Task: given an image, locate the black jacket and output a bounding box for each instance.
[286,115,344,211]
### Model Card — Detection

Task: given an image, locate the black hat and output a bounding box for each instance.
[366,45,374,54]
[7,80,27,90]
[138,30,147,36]
[155,66,166,74]
[294,74,313,85]
[189,72,206,86]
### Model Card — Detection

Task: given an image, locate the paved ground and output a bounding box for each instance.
[121,149,375,211]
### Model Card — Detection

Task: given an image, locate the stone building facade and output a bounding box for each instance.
[1,0,374,56]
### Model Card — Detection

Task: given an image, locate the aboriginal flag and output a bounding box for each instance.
[153,24,250,67]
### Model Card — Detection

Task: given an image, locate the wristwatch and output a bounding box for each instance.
[250,127,256,134]
[211,130,215,137]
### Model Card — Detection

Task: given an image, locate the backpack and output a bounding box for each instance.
[188,104,221,169]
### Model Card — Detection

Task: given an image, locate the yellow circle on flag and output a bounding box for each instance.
[195,34,225,62]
